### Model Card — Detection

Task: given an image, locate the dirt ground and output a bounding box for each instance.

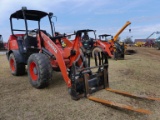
[0,47,160,120]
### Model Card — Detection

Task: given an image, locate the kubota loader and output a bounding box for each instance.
[92,21,131,60]
[7,7,160,115]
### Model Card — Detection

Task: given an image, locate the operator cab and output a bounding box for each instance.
[76,29,96,53]
[9,7,54,55]
[99,34,112,42]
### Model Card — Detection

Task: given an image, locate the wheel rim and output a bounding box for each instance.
[29,62,38,81]
[10,58,15,72]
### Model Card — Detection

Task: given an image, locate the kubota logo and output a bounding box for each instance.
[48,41,57,54]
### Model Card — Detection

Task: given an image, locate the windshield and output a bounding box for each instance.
[11,15,53,36]
[40,16,53,37]
[81,31,96,40]
[12,18,28,34]
[99,35,112,41]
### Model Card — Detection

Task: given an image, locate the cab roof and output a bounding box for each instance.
[10,10,48,21]
[76,29,95,33]
[99,34,111,37]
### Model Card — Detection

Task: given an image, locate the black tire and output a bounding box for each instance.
[9,53,25,76]
[92,47,102,58]
[27,53,52,89]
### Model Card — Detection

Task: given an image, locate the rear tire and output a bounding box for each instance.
[27,53,52,89]
[9,53,25,76]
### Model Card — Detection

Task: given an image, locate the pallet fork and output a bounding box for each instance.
[69,50,160,114]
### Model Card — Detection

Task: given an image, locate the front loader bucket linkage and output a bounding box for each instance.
[69,51,108,100]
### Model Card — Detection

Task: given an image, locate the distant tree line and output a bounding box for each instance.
[123,37,133,44]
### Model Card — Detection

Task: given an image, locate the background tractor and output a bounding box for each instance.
[146,31,160,49]
[92,21,131,60]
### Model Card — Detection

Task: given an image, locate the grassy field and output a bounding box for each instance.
[0,47,160,120]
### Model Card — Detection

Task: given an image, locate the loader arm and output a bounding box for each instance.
[113,21,131,42]
[40,32,72,87]
[96,40,113,57]
[69,34,82,66]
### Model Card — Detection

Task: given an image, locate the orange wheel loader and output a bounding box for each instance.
[92,21,131,60]
[6,7,160,114]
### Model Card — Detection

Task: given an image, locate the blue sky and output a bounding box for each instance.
[0,0,160,42]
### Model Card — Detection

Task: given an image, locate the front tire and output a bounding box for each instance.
[9,53,25,76]
[27,53,52,89]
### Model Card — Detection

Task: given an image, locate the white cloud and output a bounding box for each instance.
[131,24,160,39]
[0,0,159,42]
[94,0,148,15]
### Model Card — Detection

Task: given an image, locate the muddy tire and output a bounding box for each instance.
[28,53,52,89]
[92,47,102,58]
[9,53,25,76]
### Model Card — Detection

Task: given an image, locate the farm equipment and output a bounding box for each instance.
[146,31,160,49]
[92,21,131,60]
[134,41,145,47]
[155,37,160,50]
[92,34,113,58]
[7,7,160,114]
[0,35,4,50]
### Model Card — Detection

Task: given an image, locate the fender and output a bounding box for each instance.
[7,50,27,64]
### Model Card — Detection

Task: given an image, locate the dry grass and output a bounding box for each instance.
[0,47,160,120]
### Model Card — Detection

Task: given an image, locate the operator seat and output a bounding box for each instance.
[24,35,38,48]
[24,31,38,48]
[23,32,39,56]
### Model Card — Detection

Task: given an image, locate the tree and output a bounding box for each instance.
[124,37,133,44]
